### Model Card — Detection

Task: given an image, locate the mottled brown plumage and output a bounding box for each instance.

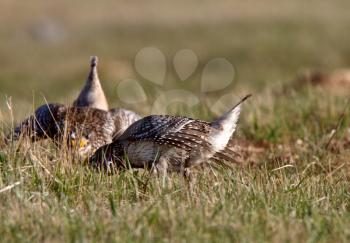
[89,95,251,175]
[11,56,142,157]
[12,104,113,156]
[12,103,135,157]
[71,56,141,135]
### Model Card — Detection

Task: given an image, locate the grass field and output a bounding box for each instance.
[1,0,350,242]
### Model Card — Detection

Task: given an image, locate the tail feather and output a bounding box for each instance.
[209,94,251,152]
[211,94,251,129]
[73,56,109,111]
[87,56,99,84]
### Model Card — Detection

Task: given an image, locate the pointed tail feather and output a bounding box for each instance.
[209,94,251,152]
[90,56,98,67]
[73,56,109,110]
[211,94,251,129]
[88,55,99,83]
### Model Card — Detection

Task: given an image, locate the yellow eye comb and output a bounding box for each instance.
[71,137,88,148]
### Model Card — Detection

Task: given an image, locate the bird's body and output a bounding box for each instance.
[105,116,213,172]
[10,56,141,158]
[13,104,140,158]
[13,104,115,157]
[90,95,250,174]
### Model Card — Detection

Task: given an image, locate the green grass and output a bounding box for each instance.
[1,0,350,242]
[1,89,350,242]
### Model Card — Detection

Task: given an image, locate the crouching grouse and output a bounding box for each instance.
[11,104,140,157]
[89,94,251,175]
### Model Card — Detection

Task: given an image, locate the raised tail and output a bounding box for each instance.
[209,94,251,152]
[87,56,99,85]
[210,94,251,130]
[73,56,109,110]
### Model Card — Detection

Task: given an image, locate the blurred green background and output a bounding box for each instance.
[0,0,350,116]
[2,2,350,242]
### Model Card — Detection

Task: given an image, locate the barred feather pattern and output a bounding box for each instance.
[90,94,252,174]
[119,115,213,150]
[91,115,220,173]
[13,103,64,140]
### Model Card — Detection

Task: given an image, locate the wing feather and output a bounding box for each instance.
[13,103,64,141]
[109,108,141,139]
[119,115,193,141]
[119,115,213,151]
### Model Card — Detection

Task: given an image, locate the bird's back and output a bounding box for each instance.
[118,114,214,153]
[109,108,141,139]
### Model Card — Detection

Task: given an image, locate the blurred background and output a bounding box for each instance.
[1,0,350,119]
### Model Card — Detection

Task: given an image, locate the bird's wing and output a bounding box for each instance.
[109,108,142,139]
[12,103,65,141]
[118,115,212,151]
[119,115,192,140]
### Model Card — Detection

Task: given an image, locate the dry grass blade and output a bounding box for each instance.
[325,100,350,150]
[0,181,21,193]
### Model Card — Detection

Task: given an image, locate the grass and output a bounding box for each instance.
[1,88,350,242]
[1,0,350,242]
